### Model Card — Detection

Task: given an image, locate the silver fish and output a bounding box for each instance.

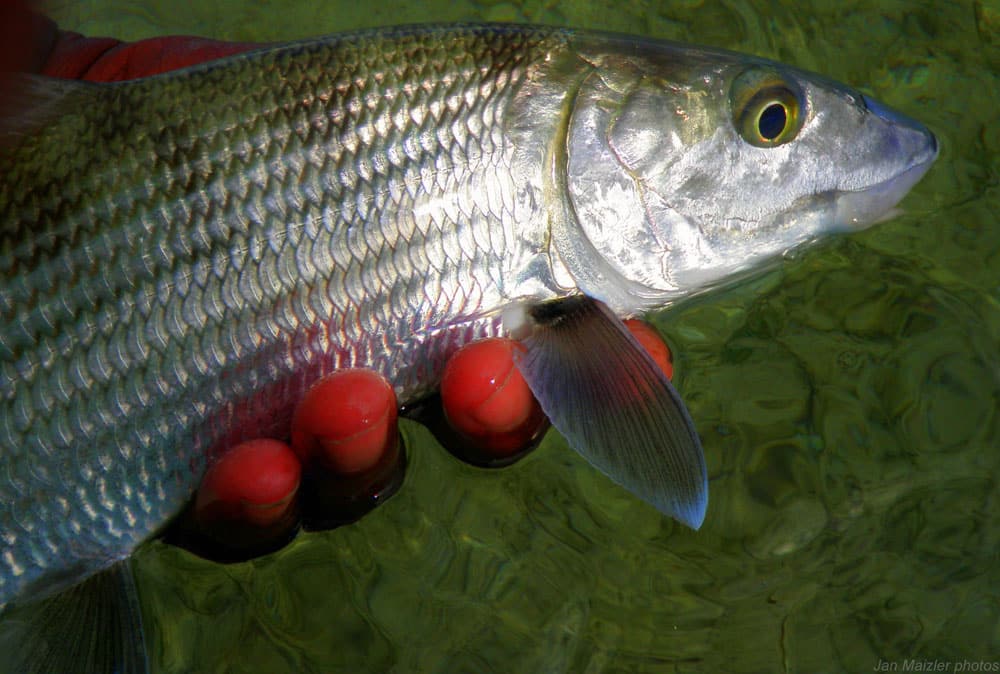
[0,23,936,673]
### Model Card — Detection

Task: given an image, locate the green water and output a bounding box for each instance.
[46,1,1000,672]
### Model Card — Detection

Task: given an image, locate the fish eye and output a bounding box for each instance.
[757,102,787,140]
[730,68,804,148]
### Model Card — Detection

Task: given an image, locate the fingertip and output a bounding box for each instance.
[289,369,407,531]
[440,338,548,461]
[184,438,302,561]
[291,369,398,475]
[624,319,674,380]
[195,438,301,528]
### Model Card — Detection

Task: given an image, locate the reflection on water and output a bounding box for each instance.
[47,0,1000,671]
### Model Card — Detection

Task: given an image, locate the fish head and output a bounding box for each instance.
[559,37,938,312]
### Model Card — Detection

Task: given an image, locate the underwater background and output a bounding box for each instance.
[43,0,1000,672]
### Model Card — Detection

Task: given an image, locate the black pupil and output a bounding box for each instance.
[758,102,787,140]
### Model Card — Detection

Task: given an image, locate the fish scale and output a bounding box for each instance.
[1,25,564,606]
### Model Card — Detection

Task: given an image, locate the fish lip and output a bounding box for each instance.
[834,154,936,229]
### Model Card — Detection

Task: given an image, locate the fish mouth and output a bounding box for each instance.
[833,153,937,228]
[833,96,939,229]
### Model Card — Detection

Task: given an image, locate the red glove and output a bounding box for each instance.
[41,29,262,81]
[0,1,260,81]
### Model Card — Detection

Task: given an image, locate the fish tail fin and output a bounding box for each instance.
[0,559,149,674]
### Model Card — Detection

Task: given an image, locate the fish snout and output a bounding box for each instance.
[862,94,939,169]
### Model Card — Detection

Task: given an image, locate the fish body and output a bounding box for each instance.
[0,22,936,657]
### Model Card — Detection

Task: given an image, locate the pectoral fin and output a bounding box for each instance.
[512,295,708,529]
[0,559,148,674]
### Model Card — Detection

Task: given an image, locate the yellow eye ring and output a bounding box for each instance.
[731,68,804,147]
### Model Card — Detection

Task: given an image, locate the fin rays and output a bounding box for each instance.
[514,295,708,529]
[0,560,148,674]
